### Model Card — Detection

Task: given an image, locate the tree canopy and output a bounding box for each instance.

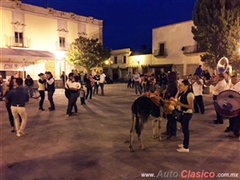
[66,36,111,72]
[192,0,240,69]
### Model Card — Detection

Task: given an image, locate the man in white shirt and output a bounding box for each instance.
[99,70,106,96]
[192,74,205,114]
[213,74,227,124]
[132,70,142,95]
[225,74,240,140]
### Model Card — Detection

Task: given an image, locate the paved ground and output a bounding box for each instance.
[0,84,239,180]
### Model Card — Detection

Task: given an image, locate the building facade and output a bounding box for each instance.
[0,0,103,80]
[152,20,203,76]
[107,21,212,81]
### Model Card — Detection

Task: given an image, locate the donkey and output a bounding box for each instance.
[129,95,164,152]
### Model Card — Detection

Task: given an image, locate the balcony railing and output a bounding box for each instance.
[153,49,167,57]
[5,36,31,48]
[182,45,204,55]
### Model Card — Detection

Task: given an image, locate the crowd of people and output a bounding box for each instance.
[126,65,240,153]
[2,69,107,137]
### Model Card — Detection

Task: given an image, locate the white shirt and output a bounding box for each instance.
[192,79,203,96]
[65,80,80,89]
[213,79,227,95]
[225,78,231,90]
[99,73,106,83]
[230,81,240,93]
[132,73,140,81]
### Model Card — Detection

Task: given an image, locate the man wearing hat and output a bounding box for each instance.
[45,71,55,111]
[38,73,46,111]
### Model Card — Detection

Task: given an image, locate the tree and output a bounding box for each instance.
[66,36,111,73]
[192,0,240,70]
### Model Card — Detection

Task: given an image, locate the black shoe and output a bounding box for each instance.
[166,135,176,140]
[48,107,51,110]
[224,128,231,133]
[39,108,45,111]
[49,108,55,111]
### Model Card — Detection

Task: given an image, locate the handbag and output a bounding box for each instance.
[172,109,183,122]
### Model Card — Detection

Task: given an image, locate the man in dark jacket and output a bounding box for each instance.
[25,75,34,87]
[162,72,178,140]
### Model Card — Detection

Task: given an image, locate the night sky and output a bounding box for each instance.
[21,0,196,52]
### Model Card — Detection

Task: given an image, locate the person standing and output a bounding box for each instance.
[38,73,46,111]
[3,78,29,137]
[195,65,203,77]
[126,72,132,88]
[192,74,205,114]
[60,71,67,88]
[0,74,3,99]
[93,72,100,95]
[84,74,93,100]
[174,80,194,152]
[25,74,34,97]
[45,71,55,111]
[3,76,16,132]
[80,86,86,105]
[162,72,178,139]
[224,74,240,136]
[66,73,80,116]
[99,70,106,96]
[212,74,227,124]
[133,70,142,95]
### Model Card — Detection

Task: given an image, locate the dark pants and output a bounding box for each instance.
[80,97,85,105]
[181,113,192,149]
[99,83,104,95]
[39,90,45,109]
[166,114,177,136]
[227,118,235,132]
[194,95,205,113]
[134,81,142,95]
[67,92,79,115]
[232,114,240,137]
[127,79,132,88]
[93,84,99,95]
[6,103,22,127]
[213,95,223,123]
[86,87,92,99]
[48,91,55,109]
[6,103,14,127]
[0,86,3,97]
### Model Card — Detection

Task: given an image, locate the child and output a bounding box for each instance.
[79,86,86,105]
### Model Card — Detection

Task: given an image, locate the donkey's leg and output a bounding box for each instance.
[158,117,162,141]
[129,114,136,152]
[152,119,159,139]
[138,122,145,150]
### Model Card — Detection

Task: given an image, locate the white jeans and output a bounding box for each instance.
[11,106,27,134]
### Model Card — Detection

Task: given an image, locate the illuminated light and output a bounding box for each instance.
[105,60,109,65]
[55,51,66,60]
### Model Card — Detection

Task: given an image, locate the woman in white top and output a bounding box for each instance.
[65,73,81,116]
[38,73,46,111]
[174,80,194,153]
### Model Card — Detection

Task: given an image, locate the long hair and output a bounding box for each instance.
[181,79,193,93]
